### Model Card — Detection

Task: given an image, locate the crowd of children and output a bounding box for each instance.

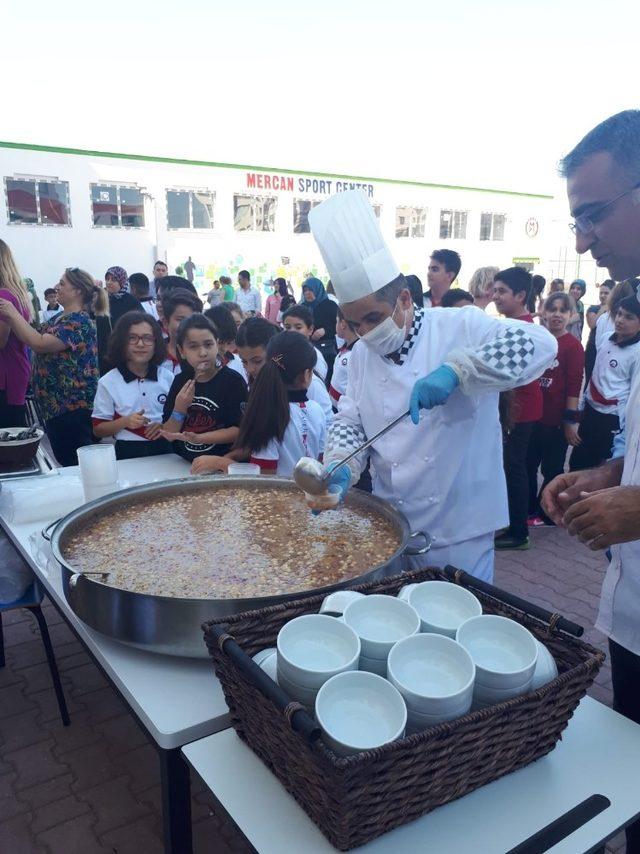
[0,234,637,556]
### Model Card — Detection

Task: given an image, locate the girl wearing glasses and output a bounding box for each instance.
[92,311,173,460]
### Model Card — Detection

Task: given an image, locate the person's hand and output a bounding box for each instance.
[311,328,325,341]
[306,462,352,514]
[563,486,640,549]
[409,365,459,424]
[0,298,19,320]
[144,422,163,441]
[160,429,205,444]
[563,422,581,447]
[175,379,195,413]
[541,466,622,525]
[191,455,228,475]
[124,410,148,430]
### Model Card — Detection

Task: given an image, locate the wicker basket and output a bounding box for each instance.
[203,566,604,851]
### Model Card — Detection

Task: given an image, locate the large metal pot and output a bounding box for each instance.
[50,476,430,658]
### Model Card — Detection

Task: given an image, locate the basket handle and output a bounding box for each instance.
[209,625,321,744]
[442,565,584,637]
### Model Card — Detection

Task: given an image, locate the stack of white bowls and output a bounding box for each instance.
[456,615,538,709]
[250,581,558,755]
[275,614,361,707]
[342,594,421,676]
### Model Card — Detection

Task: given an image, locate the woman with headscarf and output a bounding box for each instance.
[105,266,143,325]
[301,276,338,378]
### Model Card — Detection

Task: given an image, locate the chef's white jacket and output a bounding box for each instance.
[325,306,557,547]
[596,364,640,655]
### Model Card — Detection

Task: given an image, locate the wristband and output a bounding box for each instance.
[562,409,580,424]
[171,410,186,423]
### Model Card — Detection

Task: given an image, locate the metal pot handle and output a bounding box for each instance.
[41,519,61,542]
[404,531,432,556]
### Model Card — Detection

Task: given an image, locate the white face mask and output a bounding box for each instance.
[360,301,408,355]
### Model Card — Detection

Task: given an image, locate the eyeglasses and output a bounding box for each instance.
[127,334,155,345]
[569,182,640,235]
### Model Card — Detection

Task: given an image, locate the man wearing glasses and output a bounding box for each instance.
[542,109,640,854]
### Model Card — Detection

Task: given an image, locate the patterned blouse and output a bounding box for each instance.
[34,312,99,421]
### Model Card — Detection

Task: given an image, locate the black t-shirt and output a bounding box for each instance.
[163,366,248,462]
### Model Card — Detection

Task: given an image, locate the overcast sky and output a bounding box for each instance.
[2,0,638,204]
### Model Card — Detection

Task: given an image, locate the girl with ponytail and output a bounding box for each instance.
[191,331,326,476]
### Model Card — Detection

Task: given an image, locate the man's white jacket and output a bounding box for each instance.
[325,306,557,549]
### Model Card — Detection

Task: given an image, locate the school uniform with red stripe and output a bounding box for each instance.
[329,341,357,405]
[92,365,174,441]
[250,391,326,477]
[586,332,640,419]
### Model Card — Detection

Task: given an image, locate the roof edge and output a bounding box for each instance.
[0,140,554,200]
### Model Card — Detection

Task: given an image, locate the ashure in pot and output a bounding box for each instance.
[51,476,430,658]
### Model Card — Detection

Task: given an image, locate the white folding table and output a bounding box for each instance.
[0,455,231,854]
[182,696,640,854]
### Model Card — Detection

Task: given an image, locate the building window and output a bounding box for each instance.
[480,212,506,241]
[439,209,468,239]
[234,194,277,232]
[293,199,322,233]
[5,178,70,226]
[395,206,426,238]
[166,189,215,230]
[91,184,145,228]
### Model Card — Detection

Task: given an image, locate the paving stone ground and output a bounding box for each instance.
[0,526,627,853]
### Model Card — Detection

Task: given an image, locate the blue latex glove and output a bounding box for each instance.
[311,461,352,515]
[326,461,352,501]
[409,365,459,425]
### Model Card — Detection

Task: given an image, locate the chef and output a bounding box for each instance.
[308,190,557,581]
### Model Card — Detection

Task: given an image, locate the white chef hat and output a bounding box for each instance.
[308,190,400,304]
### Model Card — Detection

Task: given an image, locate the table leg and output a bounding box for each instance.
[159,747,193,854]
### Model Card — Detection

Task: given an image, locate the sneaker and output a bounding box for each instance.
[527,515,547,527]
[494,534,530,550]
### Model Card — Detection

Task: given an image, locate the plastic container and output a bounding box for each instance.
[227,463,261,476]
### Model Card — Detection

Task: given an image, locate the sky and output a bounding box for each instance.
[1,0,639,203]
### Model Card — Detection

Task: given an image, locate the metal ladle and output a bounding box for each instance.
[293,410,411,495]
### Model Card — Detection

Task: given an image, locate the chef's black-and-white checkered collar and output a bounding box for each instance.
[386,307,424,365]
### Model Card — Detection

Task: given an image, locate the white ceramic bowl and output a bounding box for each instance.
[405,700,471,733]
[277,667,319,707]
[342,594,420,660]
[252,647,277,667]
[259,652,278,682]
[319,590,366,616]
[456,615,538,689]
[387,633,475,717]
[473,680,532,708]
[397,584,419,602]
[315,671,407,756]
[358,654,388,677]
[277,614,360,690]
[531,640,559,690]
[406,581,482,638]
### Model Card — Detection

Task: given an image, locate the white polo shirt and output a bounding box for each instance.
[308,373,333,428]
[586,332,640,419]
[329,342,357,404]
[92,364,174,441]
[250,396,326,477]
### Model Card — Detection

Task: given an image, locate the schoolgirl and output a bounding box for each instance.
[92,311,173,459]
[239,331,326,476]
